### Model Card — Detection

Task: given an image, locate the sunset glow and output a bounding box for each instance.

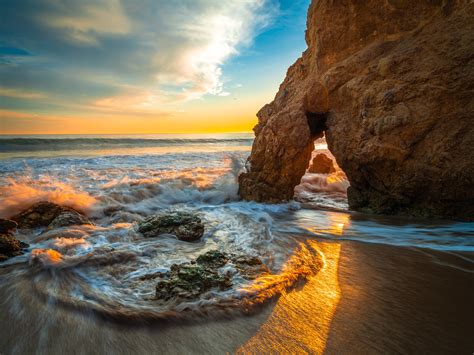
[0,0,309,134]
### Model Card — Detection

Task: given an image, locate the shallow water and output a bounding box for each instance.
[0,134,473,353]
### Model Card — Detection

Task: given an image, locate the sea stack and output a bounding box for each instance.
[239,0,474,220]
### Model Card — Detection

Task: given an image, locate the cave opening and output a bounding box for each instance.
[295,110,350,207]
[306,111,328,138]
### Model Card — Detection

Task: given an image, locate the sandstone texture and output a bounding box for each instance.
[239,0,474,219]
[308,153,336,174]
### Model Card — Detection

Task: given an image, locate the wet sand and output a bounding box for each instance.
[1,239,473,354]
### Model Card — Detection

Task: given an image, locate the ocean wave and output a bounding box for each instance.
[0,137,254,152]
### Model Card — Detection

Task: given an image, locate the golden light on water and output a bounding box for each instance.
[31,249,64,265]
[0,177,97,218]
[0,144,251,160]
[238,243,322,308]
[237,241,342,353]
[302,211,350,237]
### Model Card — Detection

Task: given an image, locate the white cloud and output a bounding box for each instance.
[1,0,277,113]
[149,0,275,101]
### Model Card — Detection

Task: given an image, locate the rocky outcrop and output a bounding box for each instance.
[0,218,29,261]
[149,250,268,301]
[0,219,18,234]
[0,233,28,261]
[239,0,474,219]
[138,211,205,242]
[12,201,92,229]
[308,153,336,174]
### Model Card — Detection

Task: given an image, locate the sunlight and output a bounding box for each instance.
[0,177,97,218]
[300,211,351,237]
[237,241,342,353]
[31,248,64,265]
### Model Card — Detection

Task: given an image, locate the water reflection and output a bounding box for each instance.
[238,241,342,353]
[303,211,351,237]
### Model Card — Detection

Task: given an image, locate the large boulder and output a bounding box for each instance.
[239,1,474,220]
[11,201,92,229]
[138,211,205,242]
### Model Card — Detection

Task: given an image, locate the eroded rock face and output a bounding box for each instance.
[11,201,92,229]
[138,211,205,242]
[308,153,335,174]
[239,1,474,219]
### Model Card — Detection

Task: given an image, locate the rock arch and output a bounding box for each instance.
[239,0,474,220]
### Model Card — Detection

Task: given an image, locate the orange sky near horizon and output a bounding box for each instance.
[0,1,309,135]
[0,108,259,135]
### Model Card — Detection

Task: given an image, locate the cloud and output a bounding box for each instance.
[0,87,47,100]
[149,1,274,99]
[38,0,131,45]
[0,0,276,116]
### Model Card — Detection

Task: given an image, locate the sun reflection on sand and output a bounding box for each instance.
[237,235,344,353]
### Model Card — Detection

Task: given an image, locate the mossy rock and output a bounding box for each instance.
[154,250,268,301]
[138,211,204,242]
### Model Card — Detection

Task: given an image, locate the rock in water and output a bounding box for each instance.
[47,210,91,229]
[0,219,18,234]
[239,1,474,220]
[308,153,336,174]
[138,211,204,242]
[153,250,268,301]
[11,201,92,229]
[0,233,29,262]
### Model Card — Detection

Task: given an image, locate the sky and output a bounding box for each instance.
[0,0,310,134]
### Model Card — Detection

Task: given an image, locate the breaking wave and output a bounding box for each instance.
[0,137,253,153]
[1,135,472,325]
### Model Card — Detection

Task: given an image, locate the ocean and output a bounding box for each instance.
[0,134,473,353]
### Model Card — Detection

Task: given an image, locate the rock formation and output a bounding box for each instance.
[0,233,29,262]
[308,153,336,174]
[12,201,92,229]
[239,0,474,219]
[0,219,18,234]
[0,219,29,262]
[138,211,205,242]
[151,250,268,301]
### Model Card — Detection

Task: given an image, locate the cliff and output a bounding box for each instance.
[239,0,474,220]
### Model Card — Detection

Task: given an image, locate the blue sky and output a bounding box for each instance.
[0,0,310,133]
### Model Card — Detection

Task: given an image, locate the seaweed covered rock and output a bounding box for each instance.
[153,250,268,301]
[308,153,336,174]
[0,233,29,262]
[138,211,204,242]
[11,201,92,229]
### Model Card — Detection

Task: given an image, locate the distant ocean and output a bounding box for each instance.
[0,133,254,158]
